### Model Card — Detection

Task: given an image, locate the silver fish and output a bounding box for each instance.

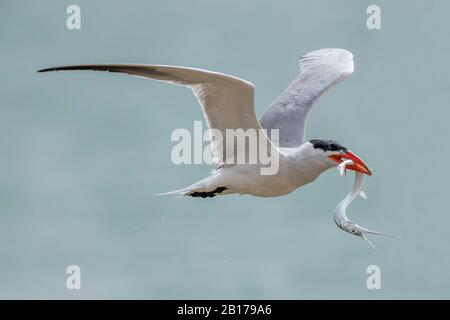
[334,162,393,250]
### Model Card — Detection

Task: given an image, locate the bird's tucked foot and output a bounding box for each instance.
[189,186,227,198]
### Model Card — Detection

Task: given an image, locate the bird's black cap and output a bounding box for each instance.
[309,139,348,152]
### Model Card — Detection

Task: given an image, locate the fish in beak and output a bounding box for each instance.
[329,150,372,176]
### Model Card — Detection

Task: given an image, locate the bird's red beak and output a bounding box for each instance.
[329,150,372,176]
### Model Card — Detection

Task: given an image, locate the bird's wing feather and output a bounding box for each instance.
[38,64,271,165]
[259,48,354,147]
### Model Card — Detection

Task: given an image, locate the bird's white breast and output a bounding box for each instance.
[217,146,331,197]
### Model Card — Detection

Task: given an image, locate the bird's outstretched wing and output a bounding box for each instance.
[259,48,354,147]
[38,64,270,165]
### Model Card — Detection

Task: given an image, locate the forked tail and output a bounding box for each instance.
[153,176,228,198]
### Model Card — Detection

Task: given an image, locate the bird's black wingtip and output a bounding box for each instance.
[37,67,55,73]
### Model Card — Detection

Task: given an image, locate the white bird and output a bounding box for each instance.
[38,48,372,200]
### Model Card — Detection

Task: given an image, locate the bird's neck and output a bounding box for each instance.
[296,143,335,170]
[279,145,334,184]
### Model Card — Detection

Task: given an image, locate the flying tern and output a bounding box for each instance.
[39,48,382,246]
[39,48,371,200]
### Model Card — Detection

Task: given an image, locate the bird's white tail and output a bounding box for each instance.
[153,175,228,198]
[153,186,193,197]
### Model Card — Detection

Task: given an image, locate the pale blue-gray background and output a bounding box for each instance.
[0,0,448,299]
